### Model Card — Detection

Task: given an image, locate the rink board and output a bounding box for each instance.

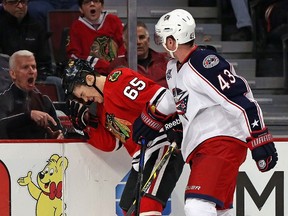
[0,140,286,216]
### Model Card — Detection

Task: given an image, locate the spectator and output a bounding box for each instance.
[229,0,253,41]
[62,59,184,215]
[66,0,125,75]
[28,0,78,28]
[0,0,65,101]
[133,9,278,215]
[0,50,64,139]
[0,0,53,76]
[108,21,170,87]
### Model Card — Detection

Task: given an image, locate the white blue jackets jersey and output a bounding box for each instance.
[166,45,265,161]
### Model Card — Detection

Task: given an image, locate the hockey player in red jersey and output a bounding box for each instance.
[66,0,125,75]
[62,59,184,215]
[132,9,278,216]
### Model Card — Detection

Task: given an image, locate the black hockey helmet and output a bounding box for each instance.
[62,58,95,97]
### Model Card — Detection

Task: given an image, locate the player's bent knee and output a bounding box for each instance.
[184,198,217,216]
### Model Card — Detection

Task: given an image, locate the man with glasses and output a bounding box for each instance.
[0,0,52,74]
[2,0,28,20]
[0,0,65,101]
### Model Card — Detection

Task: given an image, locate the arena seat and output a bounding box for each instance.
[47,10,81,64]
[35,82,61,102]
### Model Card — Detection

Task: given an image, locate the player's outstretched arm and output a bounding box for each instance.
[133,89,177,145]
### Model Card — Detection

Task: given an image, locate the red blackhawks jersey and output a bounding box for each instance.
[86,67,172,169]
[66,11,126,75]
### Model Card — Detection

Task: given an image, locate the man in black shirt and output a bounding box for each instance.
[0,0,66,101]
[0,50,64,139]
[0,0,52,77]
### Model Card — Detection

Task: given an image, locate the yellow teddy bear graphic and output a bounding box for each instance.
[17,154,69,216]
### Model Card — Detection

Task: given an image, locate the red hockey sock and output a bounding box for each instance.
[140,196,163,214]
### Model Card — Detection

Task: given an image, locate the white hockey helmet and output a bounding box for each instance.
[154,9,196,46]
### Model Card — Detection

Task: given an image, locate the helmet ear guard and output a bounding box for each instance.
[154,9,196,46]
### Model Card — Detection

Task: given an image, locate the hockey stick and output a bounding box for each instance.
[126,142,177,216]
[135,138,147,216]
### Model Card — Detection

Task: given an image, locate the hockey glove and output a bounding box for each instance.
[164,114,183,148]
[246,127,278,172]
[133,103,169,144]
[66,100,98,131]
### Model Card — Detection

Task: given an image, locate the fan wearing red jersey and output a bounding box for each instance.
[66,0,125,75]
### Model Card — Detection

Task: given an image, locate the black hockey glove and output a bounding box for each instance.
[133,103,169,144]
[66,100,98,131]
[164,114,183,149]
[246,127,278,172]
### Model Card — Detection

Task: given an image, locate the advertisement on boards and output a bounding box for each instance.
[0,141,286,216]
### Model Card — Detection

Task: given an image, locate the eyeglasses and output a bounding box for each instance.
[82,0,101,5]
[5,0,28,6]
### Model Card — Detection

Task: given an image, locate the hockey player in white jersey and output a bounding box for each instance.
[132,8,278,216]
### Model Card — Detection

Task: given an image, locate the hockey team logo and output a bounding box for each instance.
[164,15,170,21]
[203,55,219,68]
[166,69,172,80]
[90,35,118,62]
[109,70,122,82]
[164,118,181,130]
[190,32,195,40]
[257,160,267,169]
[172,88,189,120]
[106,113,131,143]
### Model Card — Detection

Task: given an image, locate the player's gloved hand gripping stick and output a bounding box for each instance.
[130,101,182,215]
[133,102,170,145]
[246,127,278,172]
[164,113,183,149]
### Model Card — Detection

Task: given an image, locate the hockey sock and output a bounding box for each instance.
[140,196,162,215]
